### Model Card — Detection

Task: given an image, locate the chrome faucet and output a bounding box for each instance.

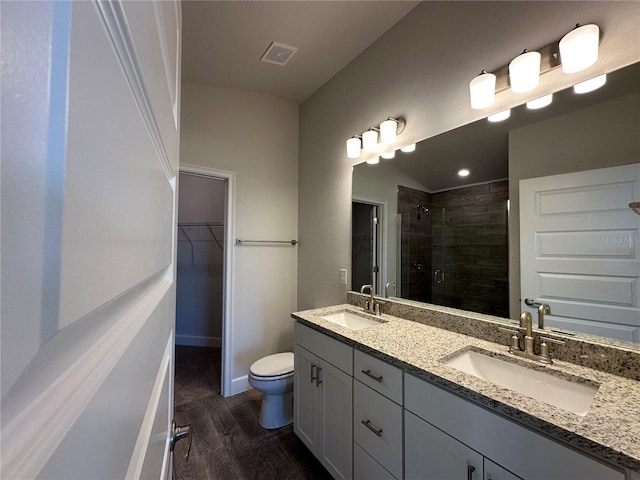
[360,284,380,315]
[524,298,551,329]
[385,282,396,298]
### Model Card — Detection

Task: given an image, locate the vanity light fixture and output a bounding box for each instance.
[346,136,362,159]
[458,168,470,177]
[366,156,380,165]
[509,50,541,93]
[381,150,396,160]
[559,24,600,74]
[573,74,607,94]
[346,117,407,159]
[401,143,416,153]
[488,109,511,122]
[470,71,497,109]
[362,127,380,153]
[469,23,602,110]
[527,93,553,109]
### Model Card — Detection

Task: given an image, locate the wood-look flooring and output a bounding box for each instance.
[173,346,332,480]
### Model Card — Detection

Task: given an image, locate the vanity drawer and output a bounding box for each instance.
[294,322,353,374]
[404,373,624,480]
[354,442,397,480]
[354,349,403,404]
[354,380,403,479]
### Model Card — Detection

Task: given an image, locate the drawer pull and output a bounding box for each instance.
[361,419,383,437]
[467,465,476,480]
[361,369,383,383]
[310,363,317,384]
[316,366,322,386]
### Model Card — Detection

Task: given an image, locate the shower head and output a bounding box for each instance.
[416,204,429,220]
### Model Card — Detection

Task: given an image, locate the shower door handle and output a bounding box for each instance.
[434,269,444,284]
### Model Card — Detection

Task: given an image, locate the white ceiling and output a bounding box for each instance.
[181,1,419,104]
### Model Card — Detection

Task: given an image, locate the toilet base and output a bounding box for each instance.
[258,390,293,429]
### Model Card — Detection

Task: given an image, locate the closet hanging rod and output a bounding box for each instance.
[177,221,224,227]
[235,238,298,246]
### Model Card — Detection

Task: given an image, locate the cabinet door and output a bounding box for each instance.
[484,459,522,480]
[318,360,353,480]
[294,345,319,453]
[405,411,482,480]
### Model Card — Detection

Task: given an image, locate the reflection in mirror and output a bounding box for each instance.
[352,61,640,343]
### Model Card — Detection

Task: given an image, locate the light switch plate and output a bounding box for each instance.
[339,268,348,285]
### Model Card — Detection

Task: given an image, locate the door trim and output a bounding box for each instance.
[352,196,388,294]
[179,164,235,397]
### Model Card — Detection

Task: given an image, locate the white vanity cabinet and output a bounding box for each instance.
[404,373,624,480]
[353,350,404,479]
[294,323,353,480]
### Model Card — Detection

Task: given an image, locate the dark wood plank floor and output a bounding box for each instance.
[173,346,332,480]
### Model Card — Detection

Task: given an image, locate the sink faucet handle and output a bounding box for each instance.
[539,336,565,363]
[498,326,522,352]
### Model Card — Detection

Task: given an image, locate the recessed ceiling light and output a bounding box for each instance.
[458,169,470,177]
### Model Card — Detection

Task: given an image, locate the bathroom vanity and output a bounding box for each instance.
[292,297,640,480]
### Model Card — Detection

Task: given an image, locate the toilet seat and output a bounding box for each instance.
[249,352,294,379]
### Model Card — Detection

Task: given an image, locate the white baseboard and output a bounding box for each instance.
[175,335,221,348]
[228,374,252,397]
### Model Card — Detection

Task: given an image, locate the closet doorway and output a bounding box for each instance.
[176,170,231,394]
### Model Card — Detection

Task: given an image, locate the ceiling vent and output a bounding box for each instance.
[260,42,298,66]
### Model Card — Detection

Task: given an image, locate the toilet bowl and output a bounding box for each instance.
[248,352,294,429]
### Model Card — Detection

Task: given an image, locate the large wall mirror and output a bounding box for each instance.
[352,61,640,345]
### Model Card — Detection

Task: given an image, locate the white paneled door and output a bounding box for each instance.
[1,1,181,478]
[520,163,640,341]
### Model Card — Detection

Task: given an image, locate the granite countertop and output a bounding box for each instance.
[292,303,640,474]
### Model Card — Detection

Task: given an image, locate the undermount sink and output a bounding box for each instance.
[320,310,386,331]
[443,349,599,416]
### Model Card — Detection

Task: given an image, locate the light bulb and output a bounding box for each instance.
[401,143,416,153]
[381,150,395,159]
[509,51,541,93]
[380,119,398,144]
[573,74,606,94]
[488,109,510,122]
[560,24,600,74]
[366,156,380,165]
[346,137,361,159]
[362,129,378,152]
[469,71,496,109]
[527,94,553,110]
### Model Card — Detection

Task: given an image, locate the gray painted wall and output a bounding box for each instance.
[298,1,640,310]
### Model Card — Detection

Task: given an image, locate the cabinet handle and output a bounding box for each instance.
[310,363,317,384]
[316,366,322,386]
[361,369,383,383]
[361,419,383,437]
[467,465,476,480]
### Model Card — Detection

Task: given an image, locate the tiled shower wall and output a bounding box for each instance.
[398,180,509,317]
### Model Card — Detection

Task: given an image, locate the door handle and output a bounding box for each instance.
[467,465,476,480]
[170,420,192,459]
[316,366,322,386]
[310,363,317,383]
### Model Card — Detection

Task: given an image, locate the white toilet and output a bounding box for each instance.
[248,352,294,429]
